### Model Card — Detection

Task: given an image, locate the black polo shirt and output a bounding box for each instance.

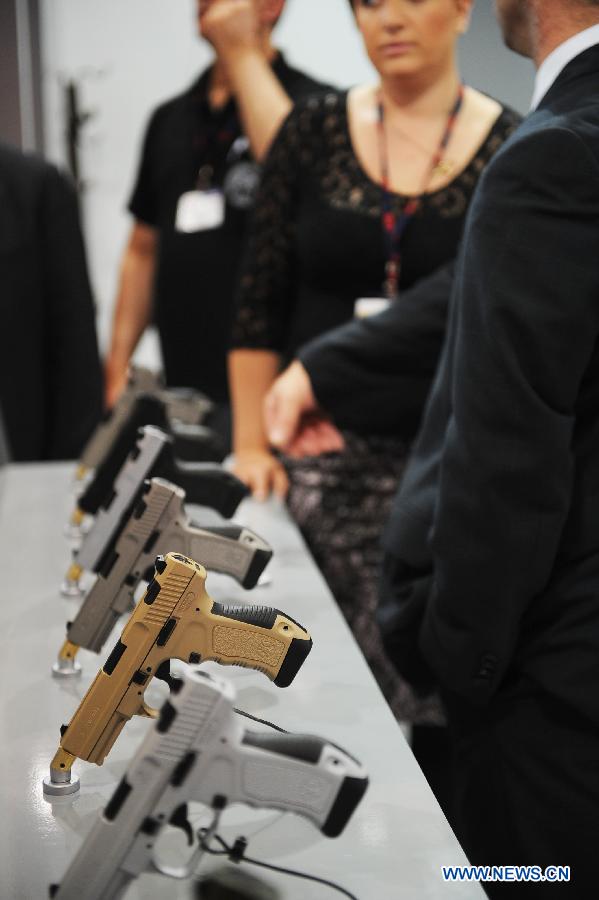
[129,55,327,402]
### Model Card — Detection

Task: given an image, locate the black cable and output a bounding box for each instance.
[198,830,359,900]
[233,708,289,734]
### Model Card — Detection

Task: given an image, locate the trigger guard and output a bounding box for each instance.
[155,660,184,694]
[170,803,194,846]
[140,702,159,719]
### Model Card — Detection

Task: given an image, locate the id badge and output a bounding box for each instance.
[354,297,392,319]
[175,189,225,233]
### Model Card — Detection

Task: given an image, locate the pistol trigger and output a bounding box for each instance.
[170,803,194,846]
[155,660,184,694]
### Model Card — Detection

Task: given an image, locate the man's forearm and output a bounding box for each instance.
[201,0,293,162]
[225,50,292,161]
[105,227,156,407]
[108,251,154,364]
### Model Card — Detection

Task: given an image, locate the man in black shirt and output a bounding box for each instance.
[104,0,326,432]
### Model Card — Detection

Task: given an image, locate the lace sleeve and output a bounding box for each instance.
[231,96,322,351]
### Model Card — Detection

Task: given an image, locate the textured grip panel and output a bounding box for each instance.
[211,602,277,629]
[209,604,312,686]
[212,627,285,671]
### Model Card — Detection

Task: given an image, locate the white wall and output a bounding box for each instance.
[40,0,533,365]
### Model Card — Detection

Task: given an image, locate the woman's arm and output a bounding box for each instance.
[229,99,314,497]
[229,348,288,499]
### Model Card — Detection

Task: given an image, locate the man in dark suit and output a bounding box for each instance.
[265,1,599,894]
[0,144,102,461]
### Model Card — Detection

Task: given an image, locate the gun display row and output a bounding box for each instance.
[45,553,312,795]
[50,668,368,900]
[76,365,213,480]
[55,478,273,676]
[69,393,226,535]
[41,373,370,899]
[62,426,248,596]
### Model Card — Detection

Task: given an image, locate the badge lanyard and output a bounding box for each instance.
[377,84,464,300]
[191,85,240,190]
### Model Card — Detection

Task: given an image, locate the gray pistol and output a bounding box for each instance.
[62,425,247,596]
[77,366,211,479]
[54,478,272,675]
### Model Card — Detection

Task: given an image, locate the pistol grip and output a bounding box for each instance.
[173,466,248,518]
[206,604,312,686]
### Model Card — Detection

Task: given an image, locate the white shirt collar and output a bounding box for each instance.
[530,23,599,110]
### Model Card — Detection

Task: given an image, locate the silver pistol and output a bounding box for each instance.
[77,366,212,479]
[50,669,368,900]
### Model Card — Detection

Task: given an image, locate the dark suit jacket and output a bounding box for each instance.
[0,144,102,461]
[385,45,599,722]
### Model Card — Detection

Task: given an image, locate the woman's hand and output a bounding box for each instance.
[233,448,289,501]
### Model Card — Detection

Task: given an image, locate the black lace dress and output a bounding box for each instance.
[232,91,520,722]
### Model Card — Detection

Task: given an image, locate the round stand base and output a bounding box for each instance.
[63,523,83,540]
[43,776,80,797]
[60,580,84,598]
[52,660,82,678]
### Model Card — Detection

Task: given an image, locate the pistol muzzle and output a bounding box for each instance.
[59,640,80,662]
[52,640,82,679]
[66,562,82,583]
[43,749,80,796]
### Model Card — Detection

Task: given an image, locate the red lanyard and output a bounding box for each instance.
[377,84,464,300]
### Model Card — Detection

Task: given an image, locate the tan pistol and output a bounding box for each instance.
[44,552,311,795]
